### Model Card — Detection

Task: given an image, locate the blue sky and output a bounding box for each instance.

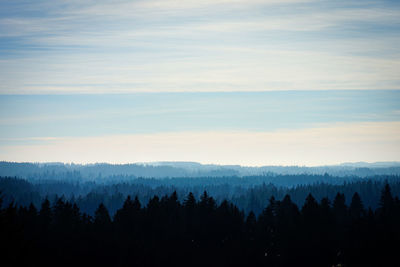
[1,91,399,139]
[0,1,399,165]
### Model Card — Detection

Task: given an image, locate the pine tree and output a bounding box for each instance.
[333,193,347,225]
[379,183,393,216]
[301,193,319,220]
[184,192,196,209]
[38,199,52,228]
[349,192,365,220]
[94,203,112,226]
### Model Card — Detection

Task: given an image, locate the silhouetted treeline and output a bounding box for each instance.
[1,185,400,267]
[1,176,400,216]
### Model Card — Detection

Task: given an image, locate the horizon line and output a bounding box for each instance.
[2,160,400,168]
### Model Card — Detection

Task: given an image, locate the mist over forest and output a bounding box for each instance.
[2,161,400,180]
[2,161,400,267]
[2,161,400,216]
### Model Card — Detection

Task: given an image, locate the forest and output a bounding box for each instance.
[1,174,400,216]
[1,163,400,266]
[1,170,400,266]
[1,182,400,266]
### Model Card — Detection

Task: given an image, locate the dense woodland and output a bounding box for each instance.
[1,183,400,266]
[1,175,400,216]
[1,172,400,266]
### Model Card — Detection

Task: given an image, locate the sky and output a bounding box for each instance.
[0,0,400,166]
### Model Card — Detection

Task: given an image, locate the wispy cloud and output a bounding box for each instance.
[1,47,399,93]
[0,0,399,93]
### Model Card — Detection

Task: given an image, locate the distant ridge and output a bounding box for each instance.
[1,161,400,179]
[338,161,400,168]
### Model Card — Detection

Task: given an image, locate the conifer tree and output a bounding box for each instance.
[39,199,52,228]
[94,203,112,226]
[349,192,365,220]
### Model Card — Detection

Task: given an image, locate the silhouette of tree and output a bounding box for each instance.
[1,184,400,267]
[302,193,319,219]
[184,192,196,209]
[94,203,111,226]
[378,183,394,220]
[349,192,365,220]
[38,199,52,228]
[333,192,348,224]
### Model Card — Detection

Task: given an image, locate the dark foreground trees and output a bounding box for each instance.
[1,185,400,267]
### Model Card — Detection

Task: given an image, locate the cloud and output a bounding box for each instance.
[0,0,400,93]
[1,47,399,93]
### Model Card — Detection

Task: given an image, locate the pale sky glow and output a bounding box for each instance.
[0,1,400,165]
[1,121,399,166]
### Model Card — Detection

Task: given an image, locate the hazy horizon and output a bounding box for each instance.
[2,159,400,168]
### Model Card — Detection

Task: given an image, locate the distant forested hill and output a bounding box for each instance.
[1,161,400,180]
